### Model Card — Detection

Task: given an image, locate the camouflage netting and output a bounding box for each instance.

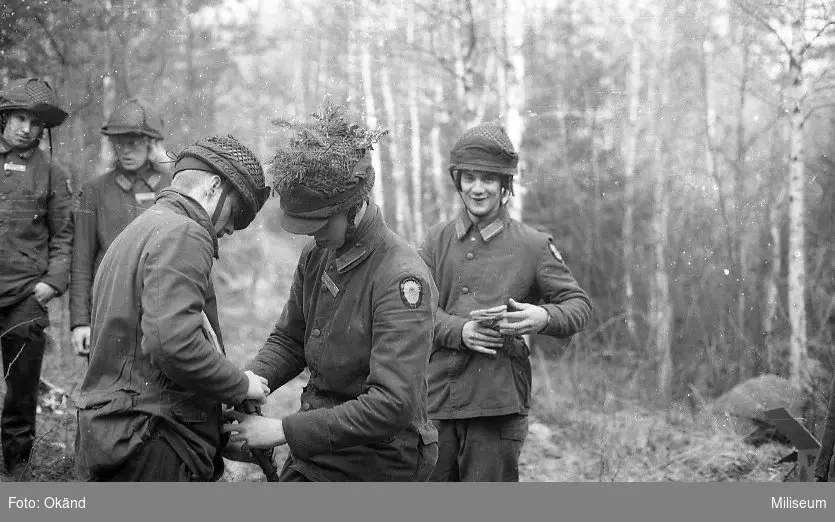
[269,103,388,199]
[449,120,518,176]
[0,77,68,128]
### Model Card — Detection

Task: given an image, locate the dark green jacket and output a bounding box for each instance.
[246,202,439,481]
[75,188,248,482]
[70,162,173,328]
[0,138,73,307]
[418,207,592,419]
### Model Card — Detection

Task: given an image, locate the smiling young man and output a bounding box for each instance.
[74,135,272,482]
[418,121,593,482]
[70,97,173,357]
[0,77,73,482]
[223,104,439,482]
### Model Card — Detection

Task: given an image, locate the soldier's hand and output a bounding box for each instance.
[33,282,57,306]
[497,299,549,336]
[237,399,262,415]
[223,409,287,449]
[71,326,92,356]
[244,370,270,404]
[461,320,503,356]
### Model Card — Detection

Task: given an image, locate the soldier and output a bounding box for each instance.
[222,104,439,482]
[418,121,593,482]
[70,97,173,356]
[74,135,272,482]
[0,77,73,481]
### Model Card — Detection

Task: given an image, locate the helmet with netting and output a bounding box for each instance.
[101,97,164,139]
[0,77,68,128]
[175,135,271,230]
[269,102,388,234]
[449,120,518,176]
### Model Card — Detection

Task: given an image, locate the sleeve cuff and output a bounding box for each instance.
[282,411,333,459]
[41,275,68,295]
[441,315,469,350]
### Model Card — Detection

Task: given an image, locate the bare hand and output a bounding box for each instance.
[461,320,504,356]
[33,282,57,306]
[71,326,91,356]
[497,298,549,336]
[222,409,286,449]
[244,370,270,404]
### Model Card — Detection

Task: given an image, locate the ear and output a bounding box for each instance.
[210,174,223,190]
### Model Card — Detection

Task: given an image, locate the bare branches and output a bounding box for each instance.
[733,0,794,57]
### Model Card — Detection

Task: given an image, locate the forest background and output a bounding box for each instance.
[1,0,833,481]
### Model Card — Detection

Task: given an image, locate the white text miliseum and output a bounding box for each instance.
[771,497,826,509]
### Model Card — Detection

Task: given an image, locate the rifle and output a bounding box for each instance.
[237,401,280,482]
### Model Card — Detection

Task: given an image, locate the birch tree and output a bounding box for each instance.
[407,3,425,243]
[620,2,642,344]
[498,0,527,222]
[734,0,835,390]
[647,4,674,402]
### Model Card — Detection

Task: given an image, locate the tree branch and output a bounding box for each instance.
[733,0,794,57]
[33,14,66,65]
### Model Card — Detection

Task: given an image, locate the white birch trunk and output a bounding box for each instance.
[648,9,673,403]
[380,67,412,239]
[97,75,116,175]
[502,0,526,223]
[407,4,424,243]
[361,42,385,212]
[764,184,784,373]
[787,15,808,391]
[430,82,450,223]
[621,9,640,343]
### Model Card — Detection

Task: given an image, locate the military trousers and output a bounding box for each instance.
[88,429,197,482]
[1,294,49,471]
[428,413,528,482]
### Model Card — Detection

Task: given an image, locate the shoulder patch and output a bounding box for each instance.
[399,276,423,309]
[548,241,564,262]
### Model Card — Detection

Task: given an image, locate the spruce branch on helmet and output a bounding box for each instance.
[269,102,388,234]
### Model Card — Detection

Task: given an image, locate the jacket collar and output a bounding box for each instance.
[154,187,219,258]
[114,162,163,192]
[0,136,39,159]
[333,201,387,274]
[454,206,509,242]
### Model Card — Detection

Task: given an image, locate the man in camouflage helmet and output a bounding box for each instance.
[418,120,593,482]
[0,77,73,481]
[222,104,440,482]
[74,135,272,482]
[70,97,174,357]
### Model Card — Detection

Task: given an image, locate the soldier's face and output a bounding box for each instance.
[2,110,43,149]
[459,170,502,222]
[111,135,150,171]
[311,212,350,250]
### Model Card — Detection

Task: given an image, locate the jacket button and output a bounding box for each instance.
[200,412,207,421]
[302,402,311,411]
[461,286,470,294]
[466,252,474,260]
[312,328,321,337]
